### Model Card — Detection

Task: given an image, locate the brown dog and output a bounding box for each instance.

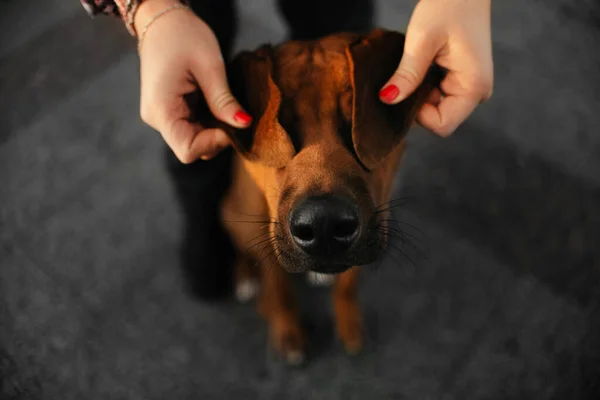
[203,28,443,364]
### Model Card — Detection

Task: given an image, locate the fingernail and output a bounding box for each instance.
[234,111,252,125]
[379,85,400,102]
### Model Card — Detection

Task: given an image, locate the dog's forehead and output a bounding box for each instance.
[271,34,358,145]
[273,34,358,94]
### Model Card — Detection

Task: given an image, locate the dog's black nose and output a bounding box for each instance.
[289,195,360,257]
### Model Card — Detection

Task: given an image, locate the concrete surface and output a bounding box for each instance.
[1,0,599,399]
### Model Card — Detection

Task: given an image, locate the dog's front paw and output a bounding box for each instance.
[234,256,260,303]
[235,279,260,303]
[269,313,306,366]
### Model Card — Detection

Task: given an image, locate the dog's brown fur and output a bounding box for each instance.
[204,29,443,363]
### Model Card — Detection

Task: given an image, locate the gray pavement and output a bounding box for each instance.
[1,0,599,399]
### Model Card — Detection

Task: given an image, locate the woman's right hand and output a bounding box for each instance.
[134,0,252,163]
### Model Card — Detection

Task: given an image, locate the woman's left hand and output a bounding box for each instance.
[379,0,494,136]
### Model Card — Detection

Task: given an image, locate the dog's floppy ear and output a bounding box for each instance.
[220,45,296,168]
[346,29,445,170]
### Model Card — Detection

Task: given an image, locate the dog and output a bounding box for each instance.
[200,28,444,364]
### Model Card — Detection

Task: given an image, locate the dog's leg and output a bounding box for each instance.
[259,261,305,365]
[221,198,263,304]
[221,156,304,363]
[220,155,269,303]
[333,267,364,355]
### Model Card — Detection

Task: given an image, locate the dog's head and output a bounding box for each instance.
[210,29,443,274]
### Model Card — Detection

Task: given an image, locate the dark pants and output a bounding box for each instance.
[167,0,374,299]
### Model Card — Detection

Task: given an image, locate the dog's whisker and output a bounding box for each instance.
[382,244,404,270]
[225,209,279,220]
[374,201,413,213]
[377,225,423,243]
[374,196,413,210]
[367,234,406,273]
[256,236,282,255]
[376,225,422,246]
[379,219,425,235]
[377,223,428,255]
[385,241,417,273]
[375,191,445,210]
[373,203,411,214]
[224,219,279,225]
[374,191,447,214]
[244,233,278,253]
[377,227,428,260]
[379,230,426,256]
[255,240,282,268]
[383,248,417,278]
[243,229,273,245]
[264,247,280,265]
[248,235,280,259]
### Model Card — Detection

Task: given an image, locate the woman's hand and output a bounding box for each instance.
[379,0,494,136]
[135,0,252,163]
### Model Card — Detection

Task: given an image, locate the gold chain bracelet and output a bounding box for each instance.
[137,3,189,51]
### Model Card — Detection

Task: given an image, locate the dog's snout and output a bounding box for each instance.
[289,195,360,257]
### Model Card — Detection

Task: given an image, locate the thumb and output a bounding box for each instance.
[192,60,253,129]
[379,32,441,105]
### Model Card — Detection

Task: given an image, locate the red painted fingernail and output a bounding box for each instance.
[234,111,252,125]
[379,85,400,102]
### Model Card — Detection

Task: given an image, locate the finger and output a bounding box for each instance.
[416,94,479,137]
[380,32,443,105]
[157,115,229,163]
[191,58,252,129]
[159,118,204,164]
[190,127,232,160]
[424,87,443,107]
